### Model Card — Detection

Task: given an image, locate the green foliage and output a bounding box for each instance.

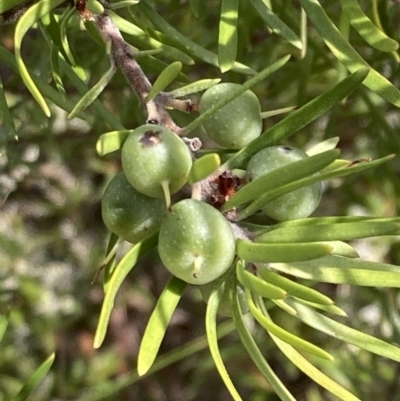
[2,0,400,400]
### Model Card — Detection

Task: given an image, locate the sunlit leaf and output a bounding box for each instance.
[146,61,182,102]
[270,255,400,287]
[94,234,158,348]
[218,0,239,72]
[138,277,187,376]
[168,79,221,98]
[289,300,400,363]
[339,0,398,52]
[249,0,302,50]
[14,0,66,117]
[206,279,244,401]
[299,0,400,107]
[188,153,221,184]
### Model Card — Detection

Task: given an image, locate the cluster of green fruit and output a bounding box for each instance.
[101,83,322,290]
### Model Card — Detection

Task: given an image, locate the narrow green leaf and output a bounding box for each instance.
[257,266,334,305]
[229,280,297,401]
[59,5,77,67]
[247,291,333,360]
[206,280,244,401]
[96,130,131,156]
[223,68,369,170]
[138,277,187,376]
[168,79,221,98]
[0,73,17,140]
[256,221,400,243]
[60,57,125,130]
[50,43,66,97]
[289,300,400,363]
[138,1,256,75]
[294,298,348,317]
[184,54,291,135]
[306,137,340,156]
[238,154,394,220]
[222,149,339,211]
[14,0,65,117]
[260,106,297,119]
[11,353,55,401]
[269,331,361,400]
[236,240,333,263]
[249,0,302,50]
[0,312,9,343]
[273,299,297,315]
[68,64,117,119]
[236,260,286,299]
[188,153,221,184]
[270,255,400,287]
[146,61,182,102]
[299,0,400,107]
[108,0,140,10]
[0,45,89,120]
[103,233,120,292]
[339,0,398,52]
[261,216,400,231]
[218,0,239,72]
[94,234,158,348]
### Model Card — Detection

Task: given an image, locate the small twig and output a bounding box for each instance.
[93,12,184,134]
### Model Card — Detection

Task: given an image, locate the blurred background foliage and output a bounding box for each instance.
[1,0,400,400]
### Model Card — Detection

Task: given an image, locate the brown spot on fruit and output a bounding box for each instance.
[140,130,162,147]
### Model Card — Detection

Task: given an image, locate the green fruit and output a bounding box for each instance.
[246,146,322,221]
[101,172,167,243]
[199,83,262,149]
[199,272,249,317]
[158,199,236,285]
[121,124,192,198]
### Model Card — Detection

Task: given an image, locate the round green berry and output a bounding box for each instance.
[122,124,192,198]
[158,199,236,285]
[246,146,322,221]
[199,83,262,149]
[101,172,167,243]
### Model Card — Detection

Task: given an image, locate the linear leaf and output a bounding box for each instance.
[238,154,394,220]
[94,234,158,348]
[236,260,287,299]
[146,61,182,102]
[289,300,400,363]
[229,279,297,401]
[96,130,131,156]
[249,0,302,50]
[138,277,187,376]
[206,280,244,401]
[339,0,398,52]
[270,255,400,287]
[168,79,221,98]
[299,0,400,107]
[0,0,26,13]
[14,0,65,117]
[223,68,369,170]
[188,153,221,184]
[11,353,55,401]
[138,1,256,76]
[256,221,400,243]
[218,0,239,72]
[236,240,333,263]
[257,267,334,305]
[0,312,9,343]
[306,137,340,156]
[68,64,117,119]
[247,291,333,360]
[222,149,339,211]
